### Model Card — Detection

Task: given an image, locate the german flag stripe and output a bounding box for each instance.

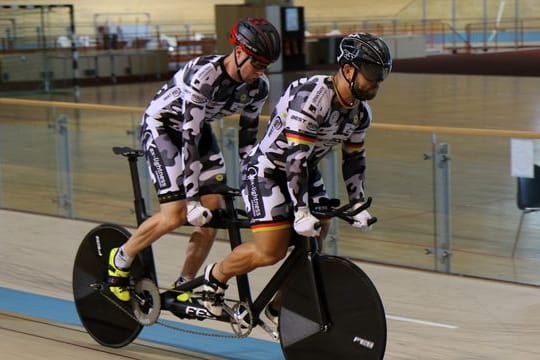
[251,221,291,233]
[344,142,365,151]
[286,132,316,145]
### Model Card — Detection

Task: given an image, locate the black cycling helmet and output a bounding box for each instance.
[229,17,281,64]
[337,32,392,82]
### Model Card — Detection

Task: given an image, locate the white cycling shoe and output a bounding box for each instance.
[201,264,228,317]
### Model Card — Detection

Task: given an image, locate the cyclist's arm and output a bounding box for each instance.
[285,116,316,211]
[284,84,329,212]
[181,87,209,201]
[342,103,372,203]
[238,77,269,159]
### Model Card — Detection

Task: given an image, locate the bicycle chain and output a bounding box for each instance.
[98,288,252,339]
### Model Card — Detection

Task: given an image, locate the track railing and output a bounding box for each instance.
[1,97,539,283]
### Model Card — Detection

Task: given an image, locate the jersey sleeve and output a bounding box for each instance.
[181,68,211,201]
[238,77,269,159]
[285,81,331,212]
[342,102,372,203]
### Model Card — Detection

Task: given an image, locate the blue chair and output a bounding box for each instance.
[513,165,540,257]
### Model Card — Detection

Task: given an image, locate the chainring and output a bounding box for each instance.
[131,278,161,325]
[228,301,253,337]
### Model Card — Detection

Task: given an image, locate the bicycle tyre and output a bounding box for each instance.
[279,255,386,359]
[72,223,143,348]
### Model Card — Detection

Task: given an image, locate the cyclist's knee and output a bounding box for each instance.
[192,226,217,241]
[201,194,223,210]
[158,204,187,232]
[159,214,183,232]
[160,200,188,226]
[254,248,287,267]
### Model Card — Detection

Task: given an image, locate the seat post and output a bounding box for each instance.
[513,211,526,257]
[514,165,540,257]
[126,153,148,227]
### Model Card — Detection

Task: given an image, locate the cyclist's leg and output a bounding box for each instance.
[201,226,291,317]
[122,200,187,257]
[266,169,331,323]
[263,219,330,325]
[107,115,188,300]
[180,194,221,279]
[213,227,292,283]
[202,158,292,314]
[180,122,226,280]
[212,158,292,283]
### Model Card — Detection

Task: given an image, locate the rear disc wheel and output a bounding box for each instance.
[279,255,387,359]
[72,223,144,347]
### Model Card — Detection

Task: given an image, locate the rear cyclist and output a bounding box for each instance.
[106,17,281,302]
[198,33,392,318]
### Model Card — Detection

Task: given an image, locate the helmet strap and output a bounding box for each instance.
[334,69,355,108]
[345,67,364,101]
[233,47,249,82]
[336,67,357,107]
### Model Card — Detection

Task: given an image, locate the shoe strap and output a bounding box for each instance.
[107,276,130,286]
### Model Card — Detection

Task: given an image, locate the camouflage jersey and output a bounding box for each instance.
[241,75,371,223]
[140,55,269,202]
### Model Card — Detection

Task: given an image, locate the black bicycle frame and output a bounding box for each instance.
[121,148,157,284]
[119,146,328,327]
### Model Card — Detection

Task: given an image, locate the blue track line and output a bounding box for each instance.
[0,287,283,360]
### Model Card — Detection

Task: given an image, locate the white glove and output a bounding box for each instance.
[293,208,321,237]
[186,201,213,226]
[351,202,374,232]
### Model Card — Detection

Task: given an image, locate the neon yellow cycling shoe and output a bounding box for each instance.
[107,248,131,302]
[172,276,194,303]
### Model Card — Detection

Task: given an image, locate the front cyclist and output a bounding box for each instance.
[107,17,281,302]
[199,33,392,318]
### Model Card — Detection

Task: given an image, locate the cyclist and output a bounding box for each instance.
[107,17,281,302]
[199,33,392,318]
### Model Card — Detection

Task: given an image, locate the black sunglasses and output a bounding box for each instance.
[250,57,270,71]
[358,62,391,82]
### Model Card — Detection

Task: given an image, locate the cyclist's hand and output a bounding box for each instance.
[293,208,321,237]
[186,201,213,226]
[351,202,374,232]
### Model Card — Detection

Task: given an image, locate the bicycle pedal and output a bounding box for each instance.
[259,319,279,341]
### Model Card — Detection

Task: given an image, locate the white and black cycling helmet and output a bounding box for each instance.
[229,17,281,64]
[337,32,392,82]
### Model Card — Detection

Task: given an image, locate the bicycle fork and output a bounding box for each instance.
[254,237,331,344]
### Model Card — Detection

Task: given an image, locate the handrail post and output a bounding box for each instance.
[223,127,239,189]
[431,135,452,273]
[0,143,3,207]
[320,148,338,255]
[55,114,74,218]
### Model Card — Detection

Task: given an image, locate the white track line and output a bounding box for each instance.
[387,315,458,329]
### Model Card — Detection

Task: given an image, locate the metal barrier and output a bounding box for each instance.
[2,97,540,278]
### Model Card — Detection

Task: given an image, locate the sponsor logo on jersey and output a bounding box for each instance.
[240,93,248,103]
[148,145,170,189]
[190,92,207,105]
[290,113,303,123]
[306,120,318,132]
[162,88,181,103]
[306,86,325,112]
[273,117,283,130]
[246,166,264,218]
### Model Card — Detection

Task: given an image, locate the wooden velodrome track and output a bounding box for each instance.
[1,71,540,358]
[1,209,539,359]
